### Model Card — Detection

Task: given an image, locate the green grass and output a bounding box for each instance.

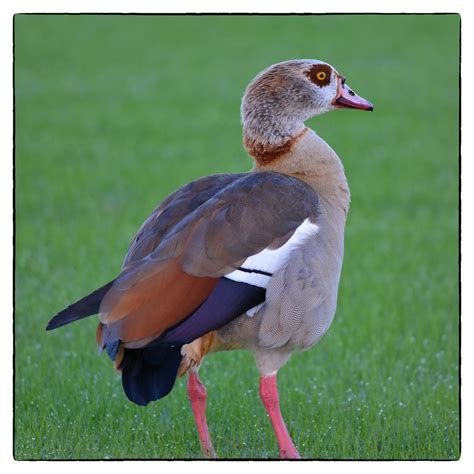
[14,14,460,460]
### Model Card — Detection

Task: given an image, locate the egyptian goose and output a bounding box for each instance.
[47,59,373,459]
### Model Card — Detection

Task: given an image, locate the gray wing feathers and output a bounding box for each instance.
[118,172,319,293]
[145,172,319,277]
[123,173,245,268]
[179,174,312,276]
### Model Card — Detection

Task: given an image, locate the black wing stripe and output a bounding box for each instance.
[237,266,273,277]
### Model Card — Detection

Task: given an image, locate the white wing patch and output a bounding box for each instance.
[225,218,319,316]
[246,302,264,317]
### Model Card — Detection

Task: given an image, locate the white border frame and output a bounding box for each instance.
[2,2,470,472]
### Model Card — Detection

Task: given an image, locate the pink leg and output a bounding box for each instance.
[259,373,300,459]
[187,371,216,458]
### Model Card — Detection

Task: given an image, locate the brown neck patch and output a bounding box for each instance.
[244,128,309,165]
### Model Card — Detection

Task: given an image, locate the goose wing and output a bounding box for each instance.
[98,171,320,347]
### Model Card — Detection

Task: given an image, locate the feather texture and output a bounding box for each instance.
[226,218,319,288]
[95,171,319,347]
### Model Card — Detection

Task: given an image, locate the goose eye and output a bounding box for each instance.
[305,64,331,87]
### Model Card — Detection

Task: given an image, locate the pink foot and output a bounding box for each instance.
[187,371,216,458]
[259,373,301,459]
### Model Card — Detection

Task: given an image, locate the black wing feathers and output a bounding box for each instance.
[46,280,114,330]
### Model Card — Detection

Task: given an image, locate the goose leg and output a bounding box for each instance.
[259,372,300,459]
[187,370,216,458]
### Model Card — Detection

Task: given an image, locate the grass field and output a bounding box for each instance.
[14,14,460,460]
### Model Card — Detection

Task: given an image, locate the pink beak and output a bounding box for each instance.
[333,76,374,111]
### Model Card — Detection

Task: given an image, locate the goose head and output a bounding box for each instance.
[241,59,373,160]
